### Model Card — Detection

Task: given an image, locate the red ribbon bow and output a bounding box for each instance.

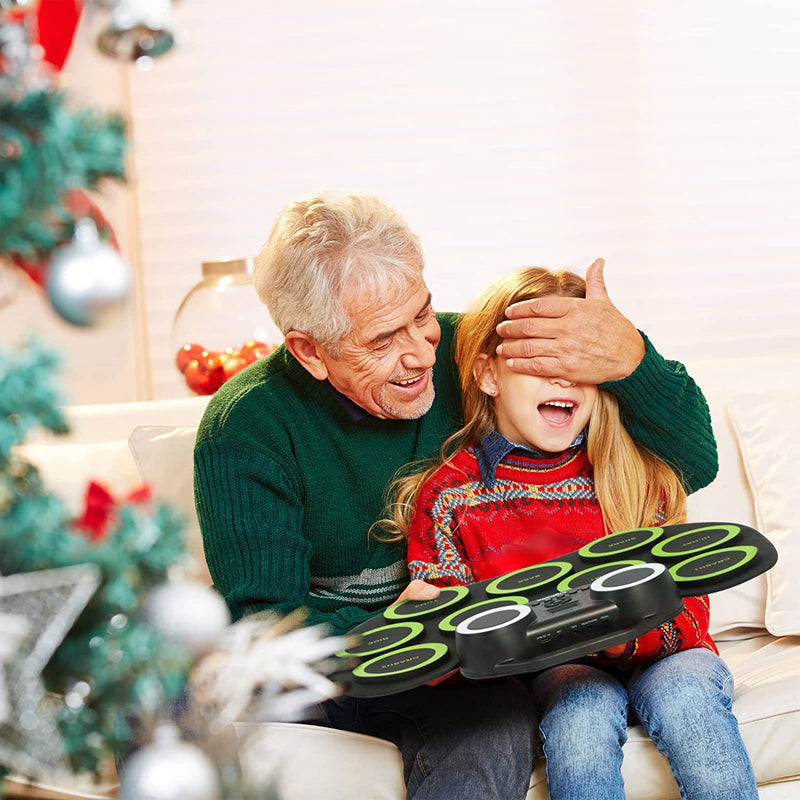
[74,481,151,542]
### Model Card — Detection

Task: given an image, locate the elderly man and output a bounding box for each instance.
[194,193,717,800]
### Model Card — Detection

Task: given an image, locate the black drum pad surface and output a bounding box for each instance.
[330,522,777,697]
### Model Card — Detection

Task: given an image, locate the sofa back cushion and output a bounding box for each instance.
[729,389,800,637]
[128,424,210,585]
[683,353,800,640]
[15,397,211,583]
[126,398,767,639]
[686,380,765,639]
[14,438,143,516]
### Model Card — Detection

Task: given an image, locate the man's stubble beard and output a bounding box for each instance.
[378,379,436,420]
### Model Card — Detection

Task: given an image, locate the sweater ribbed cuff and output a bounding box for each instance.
[306,604,384,636]
[600,331,673,403]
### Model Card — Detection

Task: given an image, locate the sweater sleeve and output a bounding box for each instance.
[194,437,377,635]
[596,594,718,668]
[600,332,718,495]
[406,475,474,587]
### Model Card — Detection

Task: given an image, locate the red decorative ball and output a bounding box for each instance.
[184,353,225,395]
[250,344,276,362]
[216,347,233,363]
[240,339,269,361]
[222,355,249,380]
[176,343,205,374]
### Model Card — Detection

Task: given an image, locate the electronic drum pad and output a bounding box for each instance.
[331,522,777,697]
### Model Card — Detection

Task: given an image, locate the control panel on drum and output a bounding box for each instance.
[456,563,683,678]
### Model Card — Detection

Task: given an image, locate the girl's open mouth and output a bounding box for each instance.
[537,400,576,427]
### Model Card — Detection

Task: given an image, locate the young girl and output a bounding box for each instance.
[378,267,757,800]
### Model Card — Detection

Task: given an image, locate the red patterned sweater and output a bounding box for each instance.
[406,445,717,667]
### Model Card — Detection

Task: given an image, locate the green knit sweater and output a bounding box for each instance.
[194,314,717,634]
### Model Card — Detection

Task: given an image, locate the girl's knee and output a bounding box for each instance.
[541,685,627,745]
[629,650,734,724]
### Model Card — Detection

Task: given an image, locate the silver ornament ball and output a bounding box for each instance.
[120,724,220,800]
[46,219,130,327]
[142,580,231,655]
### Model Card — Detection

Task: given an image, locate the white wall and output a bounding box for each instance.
[128,0,800,398]
[7,1,798,402]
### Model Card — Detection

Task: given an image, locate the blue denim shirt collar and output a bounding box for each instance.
[474,428,586,489]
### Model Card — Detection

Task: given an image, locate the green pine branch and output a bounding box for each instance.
[0,339,68,465]
[0,89,127,262]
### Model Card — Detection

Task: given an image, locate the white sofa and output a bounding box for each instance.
[10,352,800,800]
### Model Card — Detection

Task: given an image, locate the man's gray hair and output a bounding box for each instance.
[253,194,425,353]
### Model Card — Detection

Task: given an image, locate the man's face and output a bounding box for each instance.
[318,277,441,420]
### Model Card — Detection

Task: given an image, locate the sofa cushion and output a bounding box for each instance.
[13,439,143,517]
[729,392,800,637]
[719,635,800,786]
[128,424,209,584]
[123,395,771,638]
[24,396,211,445]
[685,379,766,641]
[235,721,405,800]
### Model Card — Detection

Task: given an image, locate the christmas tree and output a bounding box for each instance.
[0,340,193,780]
[1,6,344,799]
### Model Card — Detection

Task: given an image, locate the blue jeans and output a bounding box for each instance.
[316,677,536,800]
[530,648,758,800]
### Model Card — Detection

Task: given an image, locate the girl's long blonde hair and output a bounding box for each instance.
[373,267,686,542]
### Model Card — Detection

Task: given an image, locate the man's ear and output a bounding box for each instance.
[473,353,499,397]
[285,331,329,381]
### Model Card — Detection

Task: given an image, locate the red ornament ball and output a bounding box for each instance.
[240,339,268,361]
[184,353,225,395]
[222,355,249,380]
[176,343,205,373]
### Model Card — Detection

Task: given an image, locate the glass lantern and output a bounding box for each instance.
[171,257,282,395]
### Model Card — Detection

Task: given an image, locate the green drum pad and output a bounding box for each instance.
[332,521,777,697]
